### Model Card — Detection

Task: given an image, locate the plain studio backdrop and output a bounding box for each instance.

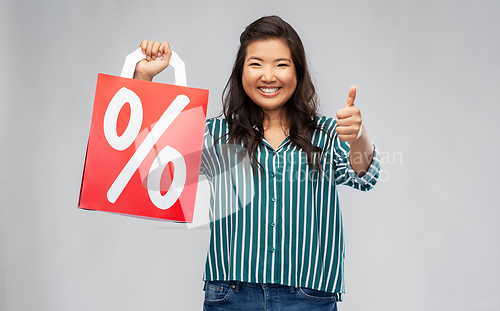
[1,0,499,310]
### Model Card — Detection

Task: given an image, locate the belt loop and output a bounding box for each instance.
[335,293,342,302]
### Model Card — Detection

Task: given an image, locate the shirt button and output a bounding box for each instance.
[271,222,276,227]
[271,172,276,178]
[273,151,276,156]
[270,247,275,252]
[271,197,276,202]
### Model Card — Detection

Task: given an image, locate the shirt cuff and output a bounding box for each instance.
[346,145,381,190]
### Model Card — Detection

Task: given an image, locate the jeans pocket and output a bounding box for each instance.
[297,287,337,302]
[204,281,233,304]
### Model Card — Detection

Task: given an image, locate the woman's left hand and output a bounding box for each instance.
[336,86,362,142]
[336,86,375,176]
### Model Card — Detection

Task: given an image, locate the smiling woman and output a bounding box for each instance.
[242,39,298,149]
[242,39,297,114]
[223,16,324,172]
[132,15,381,311]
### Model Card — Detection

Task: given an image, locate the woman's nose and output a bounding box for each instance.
[260,68,276,82]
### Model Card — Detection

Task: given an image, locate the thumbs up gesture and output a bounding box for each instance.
[336,86,363,142]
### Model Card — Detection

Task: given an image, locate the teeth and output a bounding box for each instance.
[259,87,279,93]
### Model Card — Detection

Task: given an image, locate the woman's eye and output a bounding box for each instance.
[249,63,261,66]
[277,63,289,67]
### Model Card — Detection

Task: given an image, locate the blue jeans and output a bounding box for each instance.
[203,281,338,311]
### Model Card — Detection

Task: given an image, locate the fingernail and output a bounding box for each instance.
[146,56,150,61]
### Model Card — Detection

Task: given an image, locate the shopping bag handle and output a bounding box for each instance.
[120,47,187,87]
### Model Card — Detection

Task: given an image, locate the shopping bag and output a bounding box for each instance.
[79,48,209,222]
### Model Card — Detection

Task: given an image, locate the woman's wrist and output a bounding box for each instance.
[133,71,153,81]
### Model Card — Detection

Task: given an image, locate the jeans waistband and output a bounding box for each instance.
[203,280,342,301]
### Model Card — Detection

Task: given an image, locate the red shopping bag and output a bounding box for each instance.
[79,49,209,222]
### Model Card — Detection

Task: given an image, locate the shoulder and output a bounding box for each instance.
[314,115,337,135]
[205,116,228,133]
[205,116,227,127]
[310,116,340,150]
[204,116,229,144]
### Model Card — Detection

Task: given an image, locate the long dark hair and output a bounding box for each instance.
[222,15,321,171]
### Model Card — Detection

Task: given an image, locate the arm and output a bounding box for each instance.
[335,86,375,177]
[348,125,374,176]
[133,40,172,81]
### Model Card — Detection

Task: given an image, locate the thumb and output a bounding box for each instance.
[344,85,357,108]
[159,42,172,67]
[160,52,172,68]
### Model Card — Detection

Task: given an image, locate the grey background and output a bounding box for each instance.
[1,0,499,310]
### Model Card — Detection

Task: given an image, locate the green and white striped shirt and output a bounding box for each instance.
[200,116,380,294]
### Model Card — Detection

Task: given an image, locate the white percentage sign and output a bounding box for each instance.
[103,86,189,210]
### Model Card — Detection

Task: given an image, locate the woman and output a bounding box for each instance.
[134,15,380,311]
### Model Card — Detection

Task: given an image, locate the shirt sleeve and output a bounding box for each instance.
[333,140,381,191]
[200,119,215,177]
[326,119,381,191]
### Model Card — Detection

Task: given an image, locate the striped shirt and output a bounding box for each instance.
[200,116,381,294]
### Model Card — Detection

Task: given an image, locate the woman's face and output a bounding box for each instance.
[242,38,297,116]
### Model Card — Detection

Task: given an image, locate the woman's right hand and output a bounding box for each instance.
[133,40,172,81]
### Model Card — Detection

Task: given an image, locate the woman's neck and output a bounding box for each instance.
[263,110,288,133]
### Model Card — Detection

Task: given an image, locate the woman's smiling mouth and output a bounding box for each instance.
[258,87,281,96]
